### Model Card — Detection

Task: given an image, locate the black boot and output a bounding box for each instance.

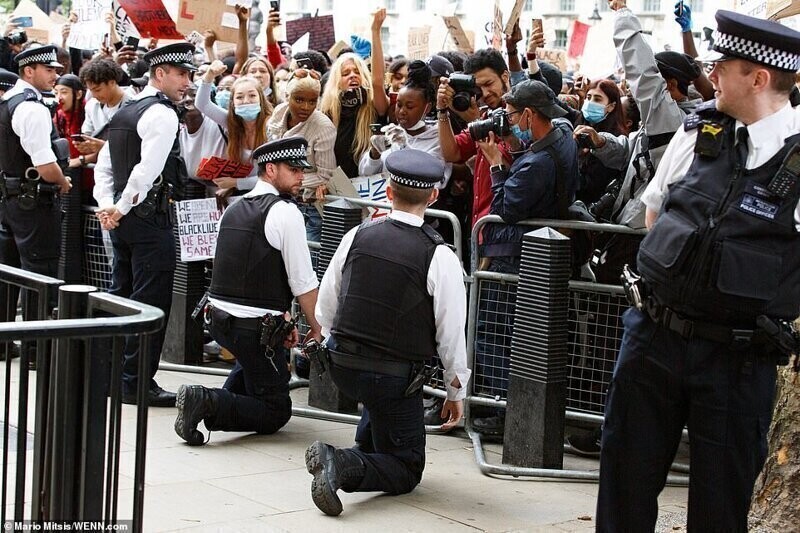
[305,441,365,516]
[174,385,217,446]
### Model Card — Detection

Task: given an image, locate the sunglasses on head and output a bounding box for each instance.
[292,68,320,81]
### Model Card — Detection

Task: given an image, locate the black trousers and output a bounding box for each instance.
[0,198,61,347]
[206,308,291,434]
[108,211,174,394]
[597,308,777,532]
[329,349,426,495]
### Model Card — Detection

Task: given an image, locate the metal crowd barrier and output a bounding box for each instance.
[0,264,164,530]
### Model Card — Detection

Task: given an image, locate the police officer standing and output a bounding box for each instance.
[0,68,17,98]
[307,149,470,516]
[0,45,71,360]
[93,43,195,407]
[598,11,800,532]
[174,137,322,446]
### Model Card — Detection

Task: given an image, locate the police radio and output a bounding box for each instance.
[767,144,800,199]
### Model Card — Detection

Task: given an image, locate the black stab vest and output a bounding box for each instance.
[637,106,800,325]
[332,218,442,362]
[209,193,294,311]
[106,94,187,198]
[0,90,59,177]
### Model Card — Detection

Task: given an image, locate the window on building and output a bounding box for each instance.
[415,0,426,11]
[298,0,308,11]
[687,0,704,11]
[643,0,661,12]
[325,0,334,10]
[381,26,390,44]
[386,0,396,10]
[554,29,567,49]
[559,0,575,11]
[599,1,610,11]
[524,0,533,10]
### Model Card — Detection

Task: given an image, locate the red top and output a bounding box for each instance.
[266,42,286,68]
[454,129,512,228]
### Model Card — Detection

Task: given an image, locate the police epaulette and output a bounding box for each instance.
[359,217,387,230]
[20,89,39,102]
[684,99,718,131]
[421,223,445,245]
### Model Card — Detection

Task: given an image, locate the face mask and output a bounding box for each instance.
[407,119,426,131]
[234,102,261,121]
[340,87,368,108]
[511,124,532,144]
[215,90,230,110]
[582,100,608,125]
[263,86,273,98]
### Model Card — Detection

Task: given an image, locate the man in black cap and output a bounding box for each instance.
[307,148,469,516]
[0,45,72,363]
[174,137,323,445]
[598,10,800,532]
[469,79,579,436]
[93,42,196,407]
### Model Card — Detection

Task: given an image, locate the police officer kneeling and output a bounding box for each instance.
[597,10,800,532]
[174,137,322,445]
[307,149,470,516]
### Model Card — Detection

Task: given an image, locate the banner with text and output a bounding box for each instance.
[351,174,390,219]
[176,198,223,262]
[117,0,184,39]
[407,26,431,60]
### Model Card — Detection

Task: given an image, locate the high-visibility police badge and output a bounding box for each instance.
[695,121,725,158]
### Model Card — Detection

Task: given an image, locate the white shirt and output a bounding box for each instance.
[179,116,227,178]
[315,210,471,401]
[642,102,800,231]
[1,79,56,167]
[209,180,319,318]
[82,89,134,135]
[93,85,180,215]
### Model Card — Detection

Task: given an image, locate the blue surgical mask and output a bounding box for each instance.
[215,90,230,109]
[235,102,261,122]
[511,124,532,144]
[582,100,608,124]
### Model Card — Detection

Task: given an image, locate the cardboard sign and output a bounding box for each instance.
[350,174,390,220]
[176,198,223,262]
[117,0,184,39]
[11,0,60,47]
[285,15,336,54]
[492,0,503,50]
[442,16,473,54]
[175,0,238,43]
[328,40,349,59]
[767,0,800,19]
[113,0,140,41]
[536,48,567,73]
[407,26,431,60]
[504,0,526,35]
[196,157,254,180]
[67,0,112,50]
[567,20,590,59]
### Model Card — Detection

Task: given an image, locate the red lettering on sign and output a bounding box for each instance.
[180,1,195,20]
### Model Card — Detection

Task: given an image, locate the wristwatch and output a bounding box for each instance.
[79,155,86,166]
[490,164,507,174]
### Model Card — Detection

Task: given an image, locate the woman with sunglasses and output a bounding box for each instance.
[267,67,336,241]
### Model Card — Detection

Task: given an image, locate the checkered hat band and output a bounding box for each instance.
[149,51,193,66]
[388,171,435,189]
[256,147,307,164]
[18,51,57,67]
[0,82,14,89]
[713,30,799,71]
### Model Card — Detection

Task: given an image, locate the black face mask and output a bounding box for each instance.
[340,87,368,108]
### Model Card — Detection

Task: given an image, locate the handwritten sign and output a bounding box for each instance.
[407,26,431,60]
[351,174,390,219]
[113,0,140,42]
[567,20,590,59]
[67,0,111,50]
[492,0,503,50]
[196,157,254,180]
[117,0,184,39]
[442,16,473,54]
[504,0,526,35]
[176,198,223,262]
[176,0,238,43]
[536,48,567,73]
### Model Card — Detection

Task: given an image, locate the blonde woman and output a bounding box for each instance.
[267,69,336,240]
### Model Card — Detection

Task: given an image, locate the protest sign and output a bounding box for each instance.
[536,48,567,72]
[407,26,431,60]
[504,0,526,35]
[113,1,140,42]
[11,0,60,47]
[176,0,238,43]
[196,157,253,180]
[328,40,349,59]
[767,0,800,18]
[117,0,184,39]
[176,198,223,262]
[492,0,503,50]
[350,174,390,219]
[68,0,110,49]
[567,20,590,59]
[286,15,336,54]
[442,15,473,54]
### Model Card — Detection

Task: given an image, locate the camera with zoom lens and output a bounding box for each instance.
[589,178,622,222]
[448,73,481,112]
[468,108,511,142]
[576,133,596,150]
[7,30,27,46]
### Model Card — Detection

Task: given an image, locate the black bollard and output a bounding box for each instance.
[308,199,363,413]
[502,227,571,469]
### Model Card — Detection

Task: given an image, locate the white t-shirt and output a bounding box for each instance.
[179,116,227,178]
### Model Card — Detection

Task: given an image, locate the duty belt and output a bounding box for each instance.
[643,300,766,345]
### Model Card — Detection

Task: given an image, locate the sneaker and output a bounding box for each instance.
[174,385,215,446]
[472,414,505,436]
[566,427,602,457]
[423,397,446,426]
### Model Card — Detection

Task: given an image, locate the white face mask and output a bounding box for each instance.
[406,119,426,131]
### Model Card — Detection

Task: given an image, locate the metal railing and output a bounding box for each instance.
[0,264,165,530]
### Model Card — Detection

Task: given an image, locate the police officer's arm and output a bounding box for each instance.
[93,142,115,208]
[641,126,698,229]
[12,101,70,193]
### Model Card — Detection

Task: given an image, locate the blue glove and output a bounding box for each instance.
[674,1,692,33]
[350,35,372,59]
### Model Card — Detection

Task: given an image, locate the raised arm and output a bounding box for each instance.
[233,4,250,75]
[370,8,390,117]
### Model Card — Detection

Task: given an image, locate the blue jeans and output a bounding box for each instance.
[597,308,778,532]
[299,203,322,243]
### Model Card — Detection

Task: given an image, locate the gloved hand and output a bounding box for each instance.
[674,1,692,33]
[382,123,409,148]
[370,134,389,154]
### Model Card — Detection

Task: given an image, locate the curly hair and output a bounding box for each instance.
[79,58,125,86]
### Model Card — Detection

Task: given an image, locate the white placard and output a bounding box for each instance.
[351,174,391,219]
[68,0,112,50]
[226,0,252,7]
[221,11,240,29]
[176,198,223,262]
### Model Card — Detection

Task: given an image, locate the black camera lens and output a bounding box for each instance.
[8,30,27,46]
[448,73,477,113]
[467,109,510,142]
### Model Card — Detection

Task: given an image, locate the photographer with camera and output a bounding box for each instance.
[470,80,579,436]
[175,138,322,446]
[0,21,27,71]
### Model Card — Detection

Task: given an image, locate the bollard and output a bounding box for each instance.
[162,180,207,364]
[308,199,362,413]
[48,284,104,521]
[503,228,571,469]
